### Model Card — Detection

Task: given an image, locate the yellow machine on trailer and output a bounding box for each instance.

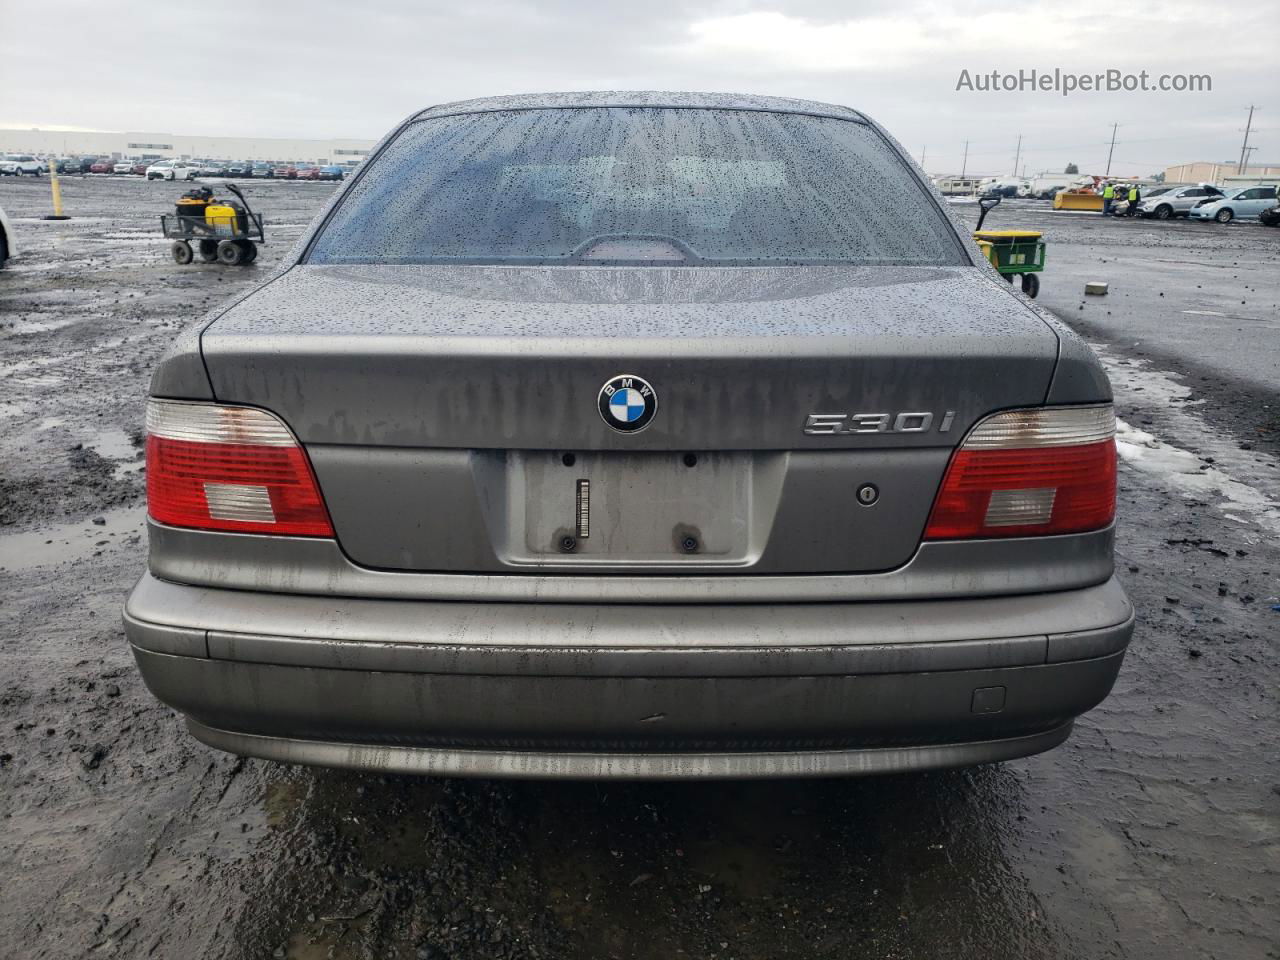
[161,182,265,266]
[973,195,1045,298]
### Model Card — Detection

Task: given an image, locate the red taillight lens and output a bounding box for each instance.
[924,405,1116,540]
[145,400,333,537]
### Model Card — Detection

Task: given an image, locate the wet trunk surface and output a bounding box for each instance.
[1,177,1276,960]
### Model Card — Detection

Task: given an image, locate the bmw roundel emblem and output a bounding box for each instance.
[598,374,658,433]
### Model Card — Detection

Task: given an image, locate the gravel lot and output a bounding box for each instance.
[1,175,1277,960]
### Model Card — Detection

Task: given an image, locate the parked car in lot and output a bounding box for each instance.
[1133,185,1172,203]
[317,165,345,181]
[54,157,81,174]
[1187,185,1279,223]
[131,161,151,176]
[252,162,273,178]
[0,201,15,268]
[1138,184,1223,219]
[113,160,137,175]
[0,154,44,176]
[1260,203,1280,227]
[295,165,323,180]
[272,163,297,179]
[195,161,227,178]
[225,161,251,177]
[126,92,1133,780]
[89,158,114,174]
[146,160,195,181]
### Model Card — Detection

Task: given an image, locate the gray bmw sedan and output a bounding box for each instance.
[125,92,1133,778]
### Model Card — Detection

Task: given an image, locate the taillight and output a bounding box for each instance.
[924,404,1116,540]
[145,400,333,537]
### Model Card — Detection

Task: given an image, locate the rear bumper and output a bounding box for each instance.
[125,573,1134,779]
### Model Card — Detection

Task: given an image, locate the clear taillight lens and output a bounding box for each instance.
[924,405,1116,540]
[145,400,334,537]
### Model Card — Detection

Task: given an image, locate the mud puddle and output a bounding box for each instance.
[0,504,145,572]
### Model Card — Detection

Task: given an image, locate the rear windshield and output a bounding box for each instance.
[308,107,965,266]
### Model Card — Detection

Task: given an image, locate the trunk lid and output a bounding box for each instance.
[201,263,1059,574]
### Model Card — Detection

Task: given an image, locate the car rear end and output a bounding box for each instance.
[125,94,1133,779]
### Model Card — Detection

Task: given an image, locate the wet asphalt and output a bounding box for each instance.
[0,176,1277,960]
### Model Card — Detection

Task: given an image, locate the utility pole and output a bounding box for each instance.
[1012,134,1022,177]
[1237,106,1257,174]
[960,141,969,179]
[1104,123,1119,176]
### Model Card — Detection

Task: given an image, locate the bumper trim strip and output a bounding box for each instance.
[201,631,1057,677]
[186,718,1075,780]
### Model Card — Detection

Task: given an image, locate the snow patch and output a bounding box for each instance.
[1115,419,1280,535]
[1095,344,1280,538]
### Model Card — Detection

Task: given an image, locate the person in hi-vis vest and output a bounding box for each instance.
[1102,182,1115,216]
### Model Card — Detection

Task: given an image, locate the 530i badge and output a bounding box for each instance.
[804,411,957,435]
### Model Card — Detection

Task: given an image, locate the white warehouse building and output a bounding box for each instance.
[0,127,377,165]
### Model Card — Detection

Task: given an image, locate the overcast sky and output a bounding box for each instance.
[2,0,1274,176]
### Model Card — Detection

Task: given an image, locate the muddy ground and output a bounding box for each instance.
[1,176,1277,960]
